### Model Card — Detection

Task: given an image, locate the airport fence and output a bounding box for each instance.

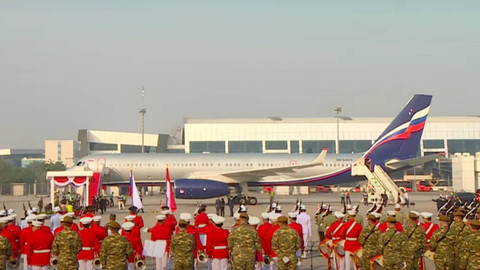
[0,181,50,196]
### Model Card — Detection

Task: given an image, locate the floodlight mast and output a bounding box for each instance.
[139,87,147,154]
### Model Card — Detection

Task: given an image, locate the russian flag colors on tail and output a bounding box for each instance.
[129,170,143,209]
[165,166,177,212]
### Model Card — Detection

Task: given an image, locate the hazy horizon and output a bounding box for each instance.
[1,1,479,149]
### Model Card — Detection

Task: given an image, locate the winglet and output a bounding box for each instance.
[312,148,327,165]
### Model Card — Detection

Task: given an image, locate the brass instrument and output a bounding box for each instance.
[263,255,273,266]
[197,251,208,263]
[50,256,58,266]
[93,254,102,268]
[7,259,19,269]
[134,254,146,270]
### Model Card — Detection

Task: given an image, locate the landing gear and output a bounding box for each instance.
[248,196,258,205]
[232,195,258,205]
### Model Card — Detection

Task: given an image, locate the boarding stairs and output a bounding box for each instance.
[351,159,405,205]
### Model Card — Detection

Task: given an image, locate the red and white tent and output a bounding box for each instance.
[46,171,94,207]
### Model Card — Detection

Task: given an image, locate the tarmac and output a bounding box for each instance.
[3,191,442,270]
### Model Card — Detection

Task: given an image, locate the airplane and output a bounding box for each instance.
[72,94,433,204]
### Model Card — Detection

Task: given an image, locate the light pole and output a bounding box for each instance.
[139,87,147,154]
[334,107,352,154]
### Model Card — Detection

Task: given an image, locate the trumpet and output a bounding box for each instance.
[50,256,58,266]
[93,254,102,268]
[263,255,273,266]
[134,254,146,270]
[197,251,208,263]
[7,259,19,269]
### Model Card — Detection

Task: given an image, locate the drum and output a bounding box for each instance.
[423,251,435,270]
[351,248,363,268]
[318,239,330,259]
[370,255,384,270]
[335,240,345,257]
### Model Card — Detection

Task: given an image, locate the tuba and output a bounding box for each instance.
[263,255,273,266]
[7,259,19,269]
[93,254,102,268]
[134,254,146,270]
[50,256,58,266]
[197,251,208,263]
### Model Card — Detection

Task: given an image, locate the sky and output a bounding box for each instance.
[1,1,479,149]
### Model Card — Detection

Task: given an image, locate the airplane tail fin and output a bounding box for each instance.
[364,94,432,166]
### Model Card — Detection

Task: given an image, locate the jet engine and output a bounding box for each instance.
[174,179,229,199]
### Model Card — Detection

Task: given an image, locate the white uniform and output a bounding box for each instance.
[296,212,311,252]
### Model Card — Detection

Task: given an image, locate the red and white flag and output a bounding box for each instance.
[129,170,143,209]
[165,166,177,212]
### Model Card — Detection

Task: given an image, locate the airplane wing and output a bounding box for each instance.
[384,154,441,170]
[188,149,327,183]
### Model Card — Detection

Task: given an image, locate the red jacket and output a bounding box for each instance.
[421,222,439,245]
[20,226,33,255]
[54,224,79,236]
[6,224,21,257]
[257,222,273,255]
[164,215,177,233]
[289,222,304,251]
[124,231,143,262]
[378,222,403,232]
[151,223,172,252]
[121,227,141,240]
[197,223,215,249]
[206,226,229,258]
[78,228,99,260]
[175,224,203,255]
[195,212,209,227]
[27,229,53,266]
[133,215,144,229]
[325,221,344,242]
[90,224,108,246]
[342,220,362,252]
[265,224,280,257]
[1,228,18,258]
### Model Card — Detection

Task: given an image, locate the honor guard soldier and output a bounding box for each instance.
[344,210,363,270]
[429,214,455,270]
[128,206,144,229]
[227,213,261,270]
[316,204,328,242]
[378,216,407,270]
[296,205,311,259]
[20,214,36,269]
[266,213,281,268]
[358,214,381,270]
[78,217,98,270]
[52,216,83,270]
[206,215,229,270]
[322,207,336,238]
[257,212,273,258]
[195,206,209,228]
[353,205,364,227]
[459,219,480,270]
[6,215,21,265]
[27,221,53,270]
[272,216,301,270]
[0,220,13,270]
[99,221,133,270]
[149,214,171,270]
[91,216,108,246]
[326,212,345,270]
[122,215,141,240]
[50,207,62,232]
[122,222,143,270]
[394,204,408,226]
[162,207,177,233]
[170,219,195,270]
[287,212,304,254]
[420,212,439,248]
[451,210,471,270]
[404,211,427,270]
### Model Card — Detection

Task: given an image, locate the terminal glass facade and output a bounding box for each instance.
[423,140,445,149]
[190,141,225,153]
[339,140,372,154]
[302,140,336,153]
[228,141,262,153]
[290,141,300,153]
[89,142,118,151]
[265,141,288,150]
[447,139,480,154]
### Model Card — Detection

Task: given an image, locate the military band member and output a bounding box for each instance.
[122,222,143,270]
[451,210,471,270]
[358,214,381,270]
[420,212,439,248]
[52,216,83,270]
[0,218,13,270]
[99,221,133,270]
[227,213,261,270]
[459,219,480,270]
[378,216,407,270]
[429,214,454,270]
[90,216,108,246]
[322,207,336,238]
[170,219,195,270]
[378,211,403,232]
[394,204,408,226]
[206,216,229,270]
[325,212,345,270]
[315,205,328,242]
[353,206,364,227]
[343,210,362,270]
[287,212,304,254]
[27,220,53,270]
[257,213,273,258]
[78,217,98,270]
[296,205,311,259]
[404,211,427,270]
[272,216,301,270]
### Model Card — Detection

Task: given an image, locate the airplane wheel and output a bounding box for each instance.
[248,197,258,205]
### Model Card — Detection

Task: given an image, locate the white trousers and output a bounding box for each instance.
[334,255,344,270]
[344,251,358,270]
[31,266,50,270]
[78,260,93,270]
[118,201,125,209]
[303,235,310,251]
[155,256,168,270]
[22,255,32,270]
[127,262,135,270]
[211,258,228,270]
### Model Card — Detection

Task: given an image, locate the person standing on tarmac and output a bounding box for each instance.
[272,216,301,270]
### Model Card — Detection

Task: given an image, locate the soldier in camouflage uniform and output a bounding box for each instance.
[227,213,261,270]
[170,219,195,270]
[451,211,471,270]
[0,225,13,270]
[378,216,407,270]
[272,216,301,270]
[315,205,327,242]
[358,214,381,270]
[394,204,408,226]
[429,214,454,270]
[459,219,480,270]
[321,208,336,238]
[404,211,427,270]
[52,216,83,270]
[100,221,133,270]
